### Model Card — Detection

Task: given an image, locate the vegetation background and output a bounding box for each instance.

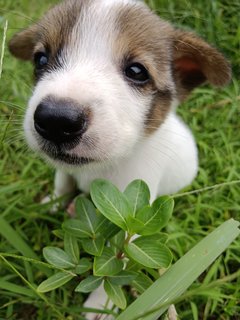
[0,0,239,319]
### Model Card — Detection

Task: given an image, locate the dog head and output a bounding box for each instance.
[9,0,231,168]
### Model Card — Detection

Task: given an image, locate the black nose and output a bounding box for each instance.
[34,96,88,144]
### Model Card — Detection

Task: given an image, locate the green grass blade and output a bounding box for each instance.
[0,279,37,298]
[0,19,7,79]
[117,219,240,320]
[0,216,50,275]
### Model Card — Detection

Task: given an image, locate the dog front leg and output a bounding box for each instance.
[54,170,76,198]
[42,170,76,211]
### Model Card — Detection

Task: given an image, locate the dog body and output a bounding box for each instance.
[9,0,230,318]
[53,112,198,201]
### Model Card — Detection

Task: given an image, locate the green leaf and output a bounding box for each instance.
[75,197,98,233]
[81,235,105,256]
[126,260,141,272]
[108,271,138,286]
[75,276,103,293]
[95,214,120,239]
[124,237,172,269]
[63,219,93,238]
[43,247,75,269]
[52,229,64,239]
[64,233,80,264]
[110,230,126,254]
[90,179,132,231]
[75,258,92,274]
[126,216,145,234]
[132,273,153,294]
[136,196,174,235]
[75,196,120,238]
[140,233,169,244]
[37,272,74,293]
[124,180,150,216]
[117,219,240,320]
[151,196,174,230]
[104,279,127,309]
[94,247,123,276]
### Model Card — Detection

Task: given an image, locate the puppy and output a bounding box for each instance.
[9,0,231,318]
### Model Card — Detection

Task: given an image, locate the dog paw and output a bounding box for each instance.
[41,194,61,213]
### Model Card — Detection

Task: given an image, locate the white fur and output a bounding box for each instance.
[59,111,198,200]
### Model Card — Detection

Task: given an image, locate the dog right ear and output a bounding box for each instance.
[9,25,38,60]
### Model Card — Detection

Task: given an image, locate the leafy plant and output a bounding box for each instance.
[36,179,240,320]
[37,179,174,312]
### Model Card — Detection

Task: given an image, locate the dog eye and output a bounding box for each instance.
[34,52,48,70]
[125,63,149,84]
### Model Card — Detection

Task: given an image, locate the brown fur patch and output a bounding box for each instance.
[172,30,231,100]
[145,89,173,134]
[9,0,88,61]
[114,3,175,134]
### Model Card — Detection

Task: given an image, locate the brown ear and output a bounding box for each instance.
[8,25,38,60]
[173,30,231,100]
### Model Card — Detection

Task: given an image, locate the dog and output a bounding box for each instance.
[9,0,231,318]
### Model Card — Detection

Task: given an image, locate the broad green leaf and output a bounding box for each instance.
[124,180,150,216]
[95,214,120,239]
[110,230,126,254]
[43,247,75,269]
[75,258,92,274]
[117,219,240,320]
[81,235,105,256]
[64,233,80,264]
[136,197,174,235]
[75,197,98,233]
[126,216,145,234]
[90,179,132,231]
[37,272,74,293]
[52,229,64,239]
[151,196,174,230]
[75,276,103,293]
[124,237,172,269]
[126,260,141,272]
[140,233,169,244]
[94,247,123,276]
[108,271,138,285]
[132,273,153,294]
[104,279,127,309]
[63,219,92,238]
[75,196,120,238]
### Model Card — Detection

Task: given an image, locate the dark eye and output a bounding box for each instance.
[125,62,150,84]
[34,52,48,70]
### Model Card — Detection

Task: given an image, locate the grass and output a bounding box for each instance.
[0,0,240,319]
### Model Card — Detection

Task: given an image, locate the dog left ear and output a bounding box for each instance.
[172,30,231,100]
[8,25,38,61]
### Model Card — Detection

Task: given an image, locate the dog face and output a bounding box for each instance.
[9,0,230,168]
